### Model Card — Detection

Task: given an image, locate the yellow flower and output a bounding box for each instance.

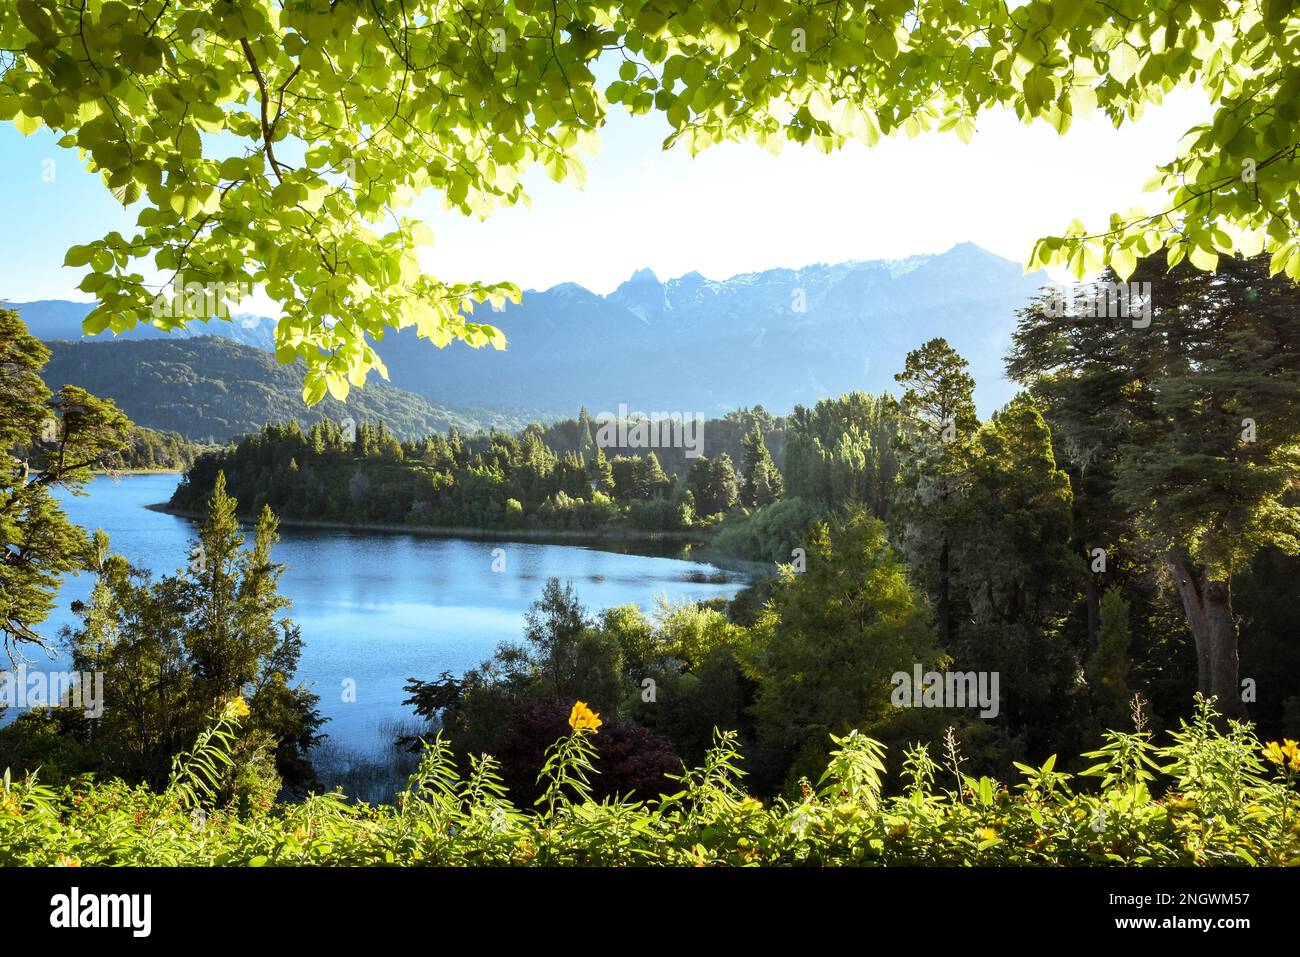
[1263,740,1293,768]
[977,827,998,842]
[226,696,251,720]
[568,701,602,732]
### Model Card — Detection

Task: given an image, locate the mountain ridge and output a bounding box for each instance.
[36,336,544,443]
[9,243,1049,420]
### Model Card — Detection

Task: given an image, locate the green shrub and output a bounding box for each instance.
[1,696,1296,867]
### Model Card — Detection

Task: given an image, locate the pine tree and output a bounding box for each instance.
[741,425,784,508]
[1087,589,1133,730]
[588,447,615,495]
[639,452,670,499]
[1009,254,1300,717]
[0,309,131,658]
[576,408,596,464]
[892,338,978,649]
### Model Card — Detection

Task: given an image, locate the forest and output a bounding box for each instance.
[109,427,209,472]
[5,0,1300,874]
[2,249,1298,869]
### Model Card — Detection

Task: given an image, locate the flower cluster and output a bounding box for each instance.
[567,701,602,732]
[1263,739,1300,772]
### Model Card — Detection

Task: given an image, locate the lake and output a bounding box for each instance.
[16,474,748,754]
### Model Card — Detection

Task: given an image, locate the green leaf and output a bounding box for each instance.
[1189,244,1219,272]
[302,375,327,406]
[63,245,94,268]
[326,372,349,401]
[12,111,39,136]
[1110,44,1139,83]
[1111,246,1137,281]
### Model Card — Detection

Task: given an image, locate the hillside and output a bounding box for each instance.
[371,243,1048,418]
[37,336,538,443]
[13,244,1049,421]
[5,297,278,350]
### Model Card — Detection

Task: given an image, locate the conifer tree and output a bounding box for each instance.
[588,447,615,496]
[741,425,784,508]
[892,338,978,649]
[0,309,131,658]
[1009,254,1300,717]
[1087,589,1133,731]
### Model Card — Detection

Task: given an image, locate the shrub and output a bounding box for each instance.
[1,696,1296,867]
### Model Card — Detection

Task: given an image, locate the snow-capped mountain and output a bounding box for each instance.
[372,242,1048,417]
[9,242,1049,419]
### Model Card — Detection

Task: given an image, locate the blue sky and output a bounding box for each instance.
[0,88,1210,308]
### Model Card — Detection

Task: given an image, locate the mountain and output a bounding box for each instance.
[12,243,1050,421]
[370,242,1048,417]
[5,298,279,351]
[37,337,538,443]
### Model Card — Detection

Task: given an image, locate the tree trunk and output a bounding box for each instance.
[1085,571,1100,653]
[1166,552,1245,719]
[937,538,952,647]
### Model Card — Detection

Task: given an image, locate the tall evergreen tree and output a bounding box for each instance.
[892,338,978,649]
[588,446,615,495]
[0,309,131,658]
[58,473,322,789]
[750,509,935,791]
[1009,254,1300,717]
[1087,589,1134,731]
[741,425,784,508]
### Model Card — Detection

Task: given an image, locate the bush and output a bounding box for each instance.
[713,496,820,562]
[1,696,1297,866]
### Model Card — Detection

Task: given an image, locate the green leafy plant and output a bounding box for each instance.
[2,698,1297,867]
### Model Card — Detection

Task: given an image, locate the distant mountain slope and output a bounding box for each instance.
[370,243,1048,417]
[5,298,279,350]
[14,243,1049,420]
[38,337,536,443]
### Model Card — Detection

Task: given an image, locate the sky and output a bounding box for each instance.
[0,87,1211,308]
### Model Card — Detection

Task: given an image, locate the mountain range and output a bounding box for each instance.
[374,241,1044,417]
[34,337,540,443]
[7,243,1049,435]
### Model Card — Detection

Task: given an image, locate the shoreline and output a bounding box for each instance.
[145,501,771,577]
[96,468,186,476]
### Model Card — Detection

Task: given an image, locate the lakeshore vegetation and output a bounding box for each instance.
[2,248,1299,866]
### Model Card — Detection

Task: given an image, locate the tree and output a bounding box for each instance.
[943,394,1081,748]
[783,392,899,517]
[55,476,322,789]
[1008,254,1300,717]
[0,309,131,658]
[639,452,671,500]
[687,453,738,517]
[184,472,322,774]
[587,447,615,495]
[1087,589,1134,731]
[498,577,622,709]
[892,338,977,649]
[749,508,935,791]
[7,2,1290,397]
[741,424,783,508]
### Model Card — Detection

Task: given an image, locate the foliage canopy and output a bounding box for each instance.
[6,1,1298,397]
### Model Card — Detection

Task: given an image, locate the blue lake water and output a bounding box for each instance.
[17,474,747,753]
